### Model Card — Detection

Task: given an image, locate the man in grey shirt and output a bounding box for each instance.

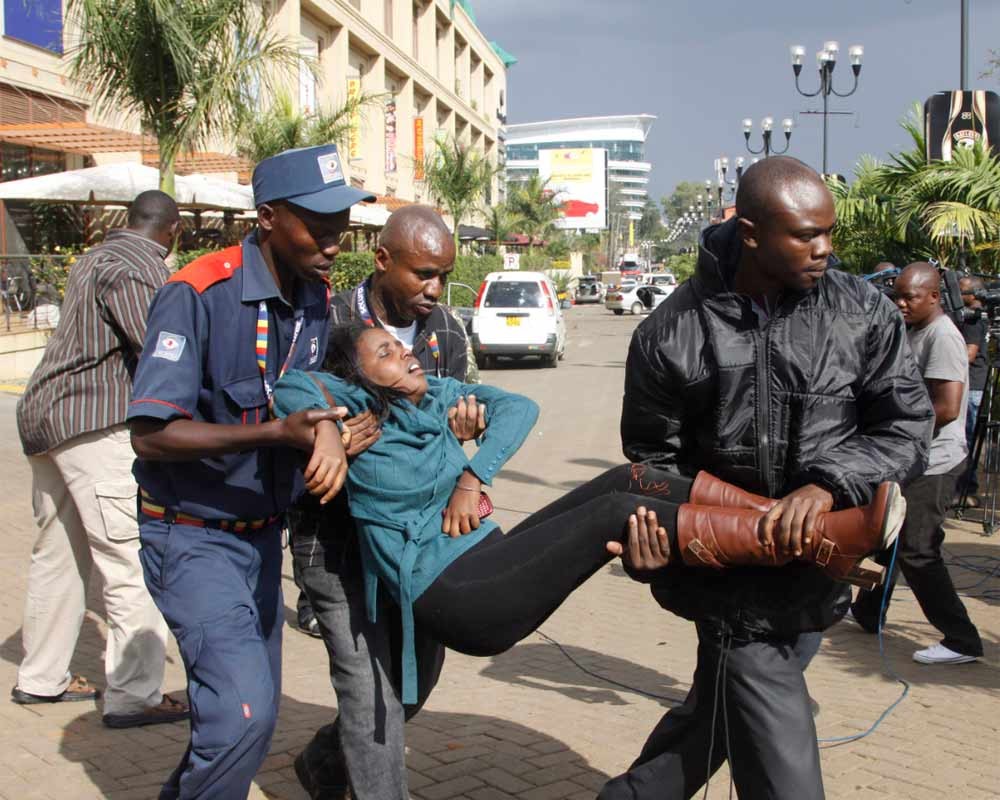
[850,262,983,664]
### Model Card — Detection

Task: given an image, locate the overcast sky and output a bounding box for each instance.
[474,0,1000,205]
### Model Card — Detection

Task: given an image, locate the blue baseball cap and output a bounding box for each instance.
[252,144,376,213]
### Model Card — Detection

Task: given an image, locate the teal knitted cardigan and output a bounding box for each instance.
[273,371,539,701]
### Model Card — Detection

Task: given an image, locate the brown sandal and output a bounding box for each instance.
[11,674,101,705]
[103,693,190,729]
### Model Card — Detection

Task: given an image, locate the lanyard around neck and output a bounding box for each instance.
[256,300,304,404]
[356,280,375,327]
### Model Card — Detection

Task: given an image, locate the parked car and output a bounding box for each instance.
[470,271,567,368]
[640,272,677,289]
[574,276,605,304]
[605,283,671,316]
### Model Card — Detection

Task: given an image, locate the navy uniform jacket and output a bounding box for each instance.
[127,233,330,521]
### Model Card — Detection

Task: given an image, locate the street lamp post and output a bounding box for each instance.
[790,40,863,175]
[743,117,793,158]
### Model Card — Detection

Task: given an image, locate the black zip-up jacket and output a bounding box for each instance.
[622,219,934,636]
[290,278,472,562]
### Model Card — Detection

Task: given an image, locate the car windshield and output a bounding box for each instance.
[484,281,544,308]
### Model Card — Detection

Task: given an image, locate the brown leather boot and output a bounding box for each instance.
[689,471,777,512]
[676,482,906,591]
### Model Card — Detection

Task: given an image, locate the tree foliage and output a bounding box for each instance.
[506,175,564,248]
[831,108,1000,273]
[236,89,379,166]
[67,0,300,195]
[423,137,496,250]
[661,181,707,224]
[636,198,664,240]
[481,202,522,248]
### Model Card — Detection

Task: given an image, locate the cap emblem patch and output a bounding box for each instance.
[318,153,344,184]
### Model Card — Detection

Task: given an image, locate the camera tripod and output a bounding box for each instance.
[954,344,999,536]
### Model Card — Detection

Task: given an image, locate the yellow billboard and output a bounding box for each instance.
[538,147,607,230]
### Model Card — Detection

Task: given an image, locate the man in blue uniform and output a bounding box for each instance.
[127,145,373,800]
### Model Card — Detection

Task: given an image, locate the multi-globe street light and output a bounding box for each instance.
[743,117,793,158]
[790,39,864,175]
[712,156,745,209]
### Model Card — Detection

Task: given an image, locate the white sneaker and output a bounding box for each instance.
[912,643,979,665]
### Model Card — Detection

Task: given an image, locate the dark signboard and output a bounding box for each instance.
[4,0,63,54]
[924,90,1000,162]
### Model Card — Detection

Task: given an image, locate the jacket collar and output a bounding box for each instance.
[241,232,326,309]
[351,276,432,340]
[694,217,841,301]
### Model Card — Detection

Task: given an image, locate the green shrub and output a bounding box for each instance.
[329,251,376,292]
[173,248,217,270]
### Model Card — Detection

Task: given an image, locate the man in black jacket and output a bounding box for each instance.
[290,205,480,800]
[600,158,934,800]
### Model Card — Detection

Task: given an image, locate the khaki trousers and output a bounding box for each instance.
[18,425,168,714]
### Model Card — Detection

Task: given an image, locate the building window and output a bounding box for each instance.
[0,143,65,182]
[3,0,63,54]
[436,24,446,77]
[412,2,420,59]
[384,0,393,38]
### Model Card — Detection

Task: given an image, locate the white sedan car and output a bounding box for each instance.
[605,283,672,315]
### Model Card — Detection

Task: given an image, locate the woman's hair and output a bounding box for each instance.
[323,323,409,421]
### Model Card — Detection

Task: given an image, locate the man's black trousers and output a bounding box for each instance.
[599,621,824,800]
[852,462,983,657]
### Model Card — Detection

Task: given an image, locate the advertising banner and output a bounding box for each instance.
[538,148,607,230]
[414,117,425,180]
[385,97,397,173]
[347,78,362,160]
[924,90,1000,162]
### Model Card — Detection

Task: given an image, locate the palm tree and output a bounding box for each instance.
[506,175,563,250]
[481,202,522,248]
[422,137,496,251]
[237,89,380,166]
[831,108,1000,273]
[67,0,300,196]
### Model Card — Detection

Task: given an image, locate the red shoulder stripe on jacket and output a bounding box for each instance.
[167,245,244,294]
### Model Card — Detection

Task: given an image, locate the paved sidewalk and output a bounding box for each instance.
[0,315,997,798]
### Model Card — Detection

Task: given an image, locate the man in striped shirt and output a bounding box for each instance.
[13,190,190,729]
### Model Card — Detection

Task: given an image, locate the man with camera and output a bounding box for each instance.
[958,275,987,504]
[850,262,984,665]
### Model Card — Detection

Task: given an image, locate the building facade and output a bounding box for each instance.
[280,0,510,203]
[0,0,511,203]
[504,114,656,223]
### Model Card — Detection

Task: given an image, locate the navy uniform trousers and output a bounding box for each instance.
[138,517,283,799]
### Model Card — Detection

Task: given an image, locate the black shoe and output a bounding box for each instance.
[842,608,879,635]
[294,751,350,800]
[297,617,323,638]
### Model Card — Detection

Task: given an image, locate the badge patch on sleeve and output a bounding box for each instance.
[153,331,186,361]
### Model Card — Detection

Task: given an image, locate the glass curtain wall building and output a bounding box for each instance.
[504,114,656,226]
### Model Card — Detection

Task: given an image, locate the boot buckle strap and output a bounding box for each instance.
[686,539,723,569]
[816,538,835,566]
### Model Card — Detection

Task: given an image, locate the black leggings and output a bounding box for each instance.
[412,463,692,656]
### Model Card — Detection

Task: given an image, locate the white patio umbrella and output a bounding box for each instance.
[0,162,392,225]
[0,162,253,210]
[181,173,254,210]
